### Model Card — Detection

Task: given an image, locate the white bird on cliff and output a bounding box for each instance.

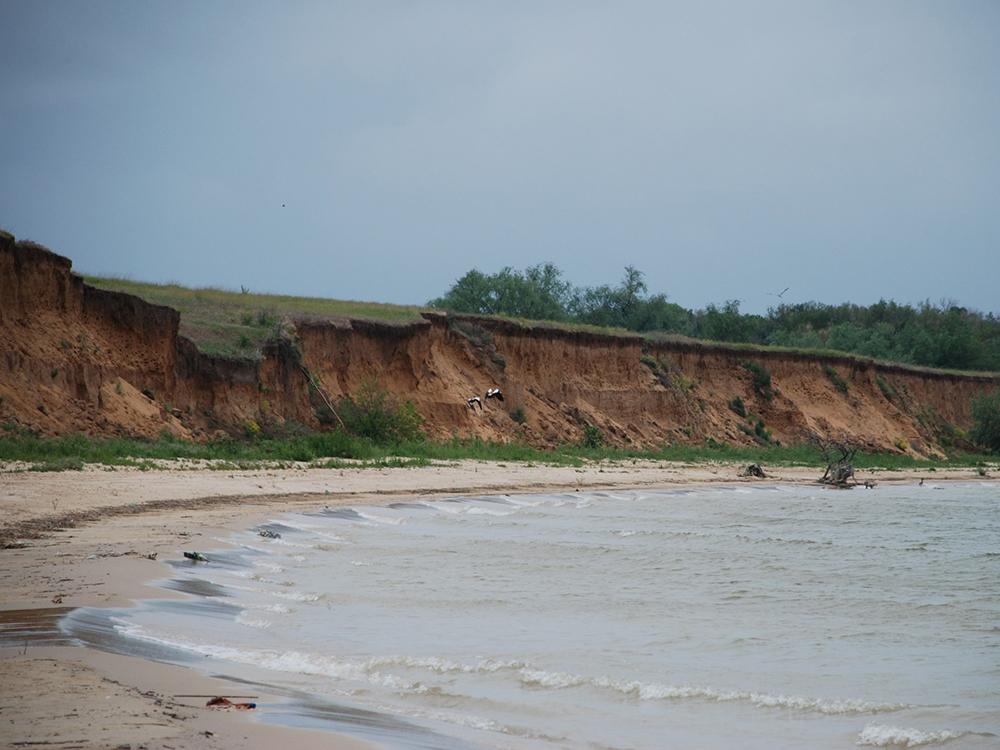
[485,387,504,402]
[467,396,483,411]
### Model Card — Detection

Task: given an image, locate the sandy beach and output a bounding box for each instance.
[0,459,986,749]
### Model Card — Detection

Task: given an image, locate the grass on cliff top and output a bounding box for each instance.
[84,276,424,358]
[0,426,991,473]
[85,277,997,378]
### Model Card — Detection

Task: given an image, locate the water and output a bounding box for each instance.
[64,482,1000,749]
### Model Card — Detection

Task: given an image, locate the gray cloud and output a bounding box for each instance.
[1,1,997,312]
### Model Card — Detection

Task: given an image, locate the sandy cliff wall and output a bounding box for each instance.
[1,235,997,455]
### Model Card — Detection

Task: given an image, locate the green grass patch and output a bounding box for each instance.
[741,360,774,401]
[823,364,850,394]
[85,275,424,358]
[0,424,991,473]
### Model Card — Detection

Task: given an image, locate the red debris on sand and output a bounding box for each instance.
[205,696,256,710]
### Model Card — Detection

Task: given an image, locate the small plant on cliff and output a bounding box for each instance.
[448,318,507,370]
[741,360,773,401]
[753,419,773,444]
[729,396,747,418]
[510,406,527,424]
[823,364,849,394]
[971,390,1000,453]
[876,375,897,402]
[337,380,424,444]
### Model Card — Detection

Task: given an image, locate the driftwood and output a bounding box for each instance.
[814,439,858,488]
[740,463,767,478]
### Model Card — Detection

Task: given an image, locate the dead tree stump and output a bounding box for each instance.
[815,439,858,488]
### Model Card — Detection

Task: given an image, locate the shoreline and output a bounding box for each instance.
[0,460,987,749]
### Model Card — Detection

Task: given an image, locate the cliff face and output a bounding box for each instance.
[1,235,996,455]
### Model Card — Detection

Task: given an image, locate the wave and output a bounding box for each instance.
[235,611,272,629]
[367,655,527,675]
[110,624,421,691]
[517,670,907,715]
[354,510,406,525]
[856,725,984,747]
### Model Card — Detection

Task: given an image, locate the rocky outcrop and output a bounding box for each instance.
[1,233,996,455]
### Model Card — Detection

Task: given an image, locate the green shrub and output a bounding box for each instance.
[876,375,897,402]
[823,364,849,394]
[753,419,773,444]
[510,406,527,424]
[971,390,1000,452]
[581,425,604,448]
[729,396,746,418]
[256,308,278,328]
[449,318,506,370]
[337,380,424,444]
[742,360,773,400]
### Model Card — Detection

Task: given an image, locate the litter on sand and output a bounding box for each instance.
[205,696,257,710]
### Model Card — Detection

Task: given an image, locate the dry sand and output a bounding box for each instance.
[0,459,983,749]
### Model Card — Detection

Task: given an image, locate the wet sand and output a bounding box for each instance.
[0,459,983,749]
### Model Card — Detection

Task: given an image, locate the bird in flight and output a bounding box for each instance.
[467,396,483,411]
[767,287,790,298]
[485,387,504,402]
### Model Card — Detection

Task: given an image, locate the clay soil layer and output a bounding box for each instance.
[2,234,998,456]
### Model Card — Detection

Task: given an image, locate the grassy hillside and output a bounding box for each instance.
[85,276,424,357]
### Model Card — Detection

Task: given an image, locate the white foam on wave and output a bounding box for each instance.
[501,496,545,508]
[269,589,322,602]
[464,506,514,516]
[241,601,290,614]
[520,669,586,689]
[515,670,907,715]
[111,622,421,691]
[856,725,971,747]
[354,510,406,525]
[235,611,272,629]
[267,520,346,544]
[268,537,319,549]
[366,655,527,675]
[254,561,285,574]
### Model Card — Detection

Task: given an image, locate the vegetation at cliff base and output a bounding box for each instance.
[1,421,991,474]
[971,390,1000,452]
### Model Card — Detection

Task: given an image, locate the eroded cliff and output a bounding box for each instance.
[2,234,996,456]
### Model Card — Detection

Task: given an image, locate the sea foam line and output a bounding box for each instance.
[518,670,908,715]
[856,724,983,747]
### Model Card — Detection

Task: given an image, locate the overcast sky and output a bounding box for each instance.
[1,1,998,313]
